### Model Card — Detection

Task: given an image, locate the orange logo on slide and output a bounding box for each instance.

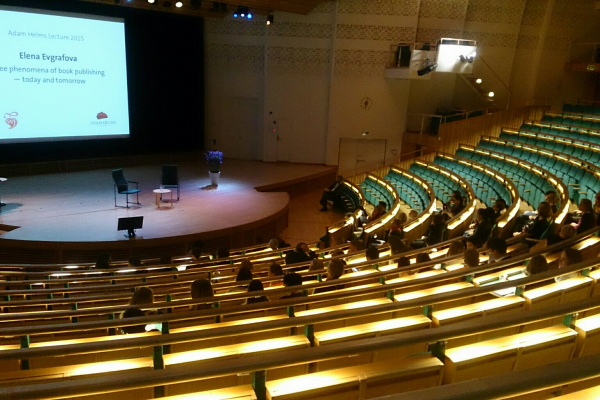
[4,112,18,129]
[97,112,108,120]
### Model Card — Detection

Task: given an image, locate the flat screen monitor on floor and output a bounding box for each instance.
[0,6,130,143]
[118,216,143,238]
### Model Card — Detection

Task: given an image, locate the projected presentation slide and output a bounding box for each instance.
[0,7,130,142]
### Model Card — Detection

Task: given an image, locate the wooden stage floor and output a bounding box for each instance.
[0,160,334,243]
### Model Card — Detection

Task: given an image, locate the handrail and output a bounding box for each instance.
[380,354,600,400]
[0,225,596,338]
[3,288,600,399]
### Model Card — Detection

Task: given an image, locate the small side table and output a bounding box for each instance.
[0,177,7,210]
[153,188,173,209]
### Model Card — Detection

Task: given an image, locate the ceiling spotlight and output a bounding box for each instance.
[247,12,253,19]
[175,1,183,7]
[417,62,438,76]
[476,78,482,84]
[488,91,495,98]
[266,14,274,25]
[148,0,155,3]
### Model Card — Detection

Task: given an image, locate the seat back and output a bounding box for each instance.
[112,169,128,193]
[162,165,179,186]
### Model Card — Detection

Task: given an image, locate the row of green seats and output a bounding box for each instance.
[521,123,600,143]
[408,163,467,205]
[455,147,550,208]
[563,103,600,117]
[501,130,600,165]
[384,171,427,213]
[542,113,600,127]
[360,177,394,210]
[433,157,511,208]
[477,139,600,202]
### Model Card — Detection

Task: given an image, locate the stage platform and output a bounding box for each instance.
[0,159,336,263]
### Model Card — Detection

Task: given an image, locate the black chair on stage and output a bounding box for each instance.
[112,168,141,208]
[160,165,179,200]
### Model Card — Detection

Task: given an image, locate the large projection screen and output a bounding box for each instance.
[0,6,129,143]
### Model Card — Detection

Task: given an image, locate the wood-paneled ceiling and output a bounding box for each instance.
[78,0,328,18]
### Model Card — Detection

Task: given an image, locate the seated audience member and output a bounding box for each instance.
[190,247,203,263]
[356,206,369,227]
[388,235,411,255]
[370,203,386,222]
[468,208,496,247]
[425,213,447,246]
[486,237,509,263]
[526,255,549,275]
[331,249,347,265]
[396,256,411,268]
[532,224,577,251]
[492,198,507,219]
[348,240,363,253]
[128,255,142,268]
[216,247,230,259]
[286,242,314,265]
[555,248,584,282]
[309,258,324,272]
[314,259,345,294]
[269,262,284,284]
[385,217,405,240]
[524,201,554,240]
[280,273,304,299]
[319,175,344,211]
[366,244,380,261]
[416,253,431,264]
[463,249,480,268]
[240,259,254,271]
[120,308,147,334]
[268,238,280,250]
[408,209,419,222]
[545,190,559,214]
[276,236,291,249]
[465,237,478,250]
[190,279,214,311]
[129,286,154,306]
[573,198,597,234]
[445,191,465,217]
[246,279,269,304]
[121,287,156,324]
[229,266,253,293]
[447,240,466,257]
[95,252,111,269]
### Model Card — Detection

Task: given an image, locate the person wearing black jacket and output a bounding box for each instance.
[319,175,344,211]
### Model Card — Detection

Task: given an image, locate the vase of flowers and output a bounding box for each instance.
[205,150,223,186]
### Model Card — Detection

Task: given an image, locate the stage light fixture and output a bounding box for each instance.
[247,12,253,19]
[148,0,155,3]
[459,55,467,63]
[176,1,183,7]
[468,52,476,63]
[266,14,274,25]
[488,91,495,98]
[476,78,482,84]
[417,62,438,76]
